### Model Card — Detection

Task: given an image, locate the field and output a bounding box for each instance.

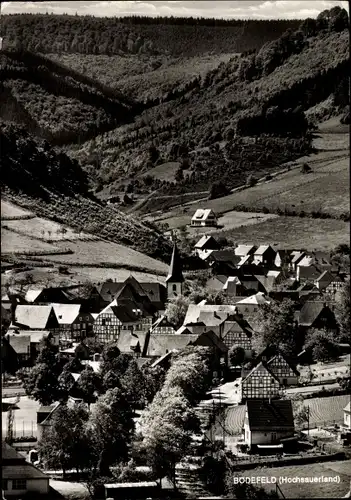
[237,460,351,498]
[225,394,350,436]
[1,199,168,286]
[142,161,183,182]
[213,217,350,251]
[1,200,33,219]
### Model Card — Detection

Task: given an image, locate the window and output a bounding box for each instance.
[173,284,177,292]
[13,479,26,490]
[283,378,287,386]
[101,319,106,326]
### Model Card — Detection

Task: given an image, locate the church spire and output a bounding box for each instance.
[166,242,184,283]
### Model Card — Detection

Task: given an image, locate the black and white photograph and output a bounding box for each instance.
[0,1,350,499]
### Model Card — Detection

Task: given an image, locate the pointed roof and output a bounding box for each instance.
[166,243,184,283]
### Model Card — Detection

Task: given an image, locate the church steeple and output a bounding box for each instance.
[166,241,184,299]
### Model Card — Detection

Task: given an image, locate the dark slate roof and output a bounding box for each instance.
[3,463,49,480]
[166,243,184,283]
[193,330,228,352]
[208,251,241,265]
[110,305,139,323]
[298,265,322,280]
[96,282,125,303]
[140,283,167,308]
[194,235,220,250]
[246,400,294,431]
[298,301,327,327]
[6,334,30,354]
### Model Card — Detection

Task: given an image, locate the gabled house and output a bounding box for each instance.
[298,301,338,333]
[221,314,254,352]
[116,330,149,357]
[235,292,270,314]
[194,235,220,259]
[290,251,306,271]
[266,353,299,387]
[2,441,50,497]
[274,250,293,269]
[222,276,246,297]
[150,315,176,335]
[235,245,257,257]
[93,299,153,345]
[241,362,281,401]
[243,400,294,448]
[314,270,344,292]
[191,209,218,227]
[9,305,60,345]
[52,303,95,343]
[206,275,228,292]
[253,245,276,266]
[297,264,322,282]
[6,330,53,365]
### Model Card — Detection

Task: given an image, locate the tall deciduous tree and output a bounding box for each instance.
[89,387,134,476]
[165,294,191,328]
[39,403,95,477]
[335,279,350,342]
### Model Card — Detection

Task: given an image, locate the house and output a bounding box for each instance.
[93,299,153,345]
[9,305,60,345]
[243,400,294,448]
[297,264,323,282]
[221,314,254,353]
[194,235,220,259]
[206,275,228,292]
[222,276,247,297]
[5,334,31,365]
[274,250,293,269]
[290,251,306,271]
[116,330,149,357]
[235,292,270,314]
[166,242,184,300]
[2,441,50,497]
[253,245,276,266]
[25,287,71,305]
[191,209,218,227]
[298,301,338,332]
[150,315,176,335]
[266,353,299,387]
[344,402,351,430]
[52,303,95,343]
[206,250,241,271]
[241,362,281,401]
[314,270,344,292]
[6,330,53,366]
[235,245,257,257]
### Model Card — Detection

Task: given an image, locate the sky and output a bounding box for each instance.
[1,1,349,20]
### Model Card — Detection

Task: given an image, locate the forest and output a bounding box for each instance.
[2,14,301,57]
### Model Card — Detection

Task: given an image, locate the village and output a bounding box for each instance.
[2,207,351,500]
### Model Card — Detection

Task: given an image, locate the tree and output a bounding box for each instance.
[17,339,66,405]
[305,329,340,362]
[89,387,134,476]
[254,299,300,357]
[209,181,229,200]
[165,294,191,328]
[77,368,102,407]
[246,174,257,187]
[38,403,95,477]
[229,346,246,367]
[335,279,350,342]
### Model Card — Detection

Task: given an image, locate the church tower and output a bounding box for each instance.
[166,241,184,300]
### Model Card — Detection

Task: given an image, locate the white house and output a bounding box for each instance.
[194,235,220,259]
[191,209,218,227]
[243,399,295,448]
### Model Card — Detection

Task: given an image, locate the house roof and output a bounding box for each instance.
[194,235,219,249]
[151,351,174,368]
[194,330,228,352]
[151,315,175,330]
[208,250,241,265]
[192,209,216,221]
[298,265,322,280]
[315,270,341,283]
[13,305,54,329]
[184,304,238,325]
[6,334,30,354]
[52,303,81,325]
[117,331,148,354]
[255,245,274,256]
[236,292,270,306]
[145,334,197,357]
[246,400,294,431]
[166,242,184,283]
[298,301,327,327]
[291,251,305,264]
[175,325,194,335]
[24,289,43,303]
[140,282,167,308]
[223,276,242,290]
[235,245,256,256]
[111,305,139,323]
[2,463,49,480]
